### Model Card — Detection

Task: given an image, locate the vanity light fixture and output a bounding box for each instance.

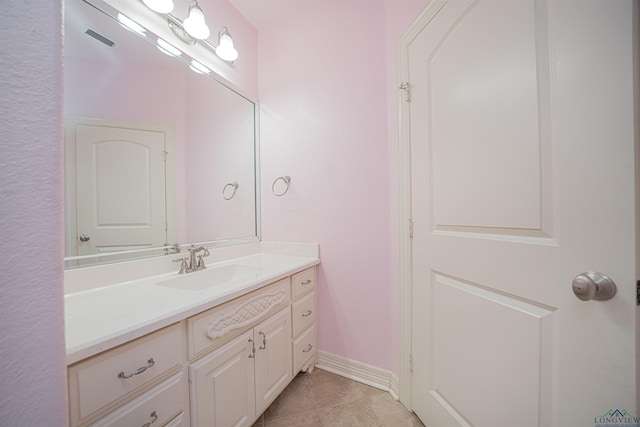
[142,0,239,63]
[213,27,238,62]
[143,0,175,14]
[117,13,146,35]
[183,0,210,40]
[167,19,196,45]
[189,59,210,74]
[157,38,181,57]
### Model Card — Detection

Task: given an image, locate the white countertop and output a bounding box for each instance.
[65,252,319,365]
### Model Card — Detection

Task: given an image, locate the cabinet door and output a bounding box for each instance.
[254,307,293,415]
[189,330,256,427]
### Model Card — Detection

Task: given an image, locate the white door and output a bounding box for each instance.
[66,118,171,257]
[402,1,637,426]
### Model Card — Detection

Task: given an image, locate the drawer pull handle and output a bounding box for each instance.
[117,358,155,379]
[303,344,313,353]
[301,279,312,285]
[302,309,313,317]
[258,331,267,350]
[141,411,158,427]
[248,338,256,358]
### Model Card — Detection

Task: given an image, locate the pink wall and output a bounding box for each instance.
[0,1,67,425]
[64,57,190,240]
[200,0,260,97]
[258,0,428,374]
[184,71,257,241]
[65,0,260,245]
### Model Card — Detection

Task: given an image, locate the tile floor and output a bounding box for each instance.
[252,368,425,427]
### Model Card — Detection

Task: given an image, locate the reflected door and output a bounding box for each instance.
[407,0,636,426]
[67,118,170,258]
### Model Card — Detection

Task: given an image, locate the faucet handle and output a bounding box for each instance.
[173,257,189,274]
[164,243,180,254]
[196,255,207,270]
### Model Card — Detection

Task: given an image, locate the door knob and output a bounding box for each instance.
[572,272,616,301]
[79,234,91,242]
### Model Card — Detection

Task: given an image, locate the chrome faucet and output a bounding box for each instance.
[189,245,209,271]
[174,245,210,274]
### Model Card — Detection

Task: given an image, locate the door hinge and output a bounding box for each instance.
[399,82,411,102]
[409,354,414,373]
[636,280,640,305]
[409,218,414,239]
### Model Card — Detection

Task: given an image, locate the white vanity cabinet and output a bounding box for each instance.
[187,278,293,426]
[67,263,318,427]
[67,323,184,427]
[291,268,317,374]
[189,329,256,427]
[254,306,293,414]
[189,307,292,426]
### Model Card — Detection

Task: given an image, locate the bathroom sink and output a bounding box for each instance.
[156,265,261,291]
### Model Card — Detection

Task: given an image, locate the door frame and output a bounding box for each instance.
[396,0,640,414]
[396,0,448,410]
[64,116,176,257]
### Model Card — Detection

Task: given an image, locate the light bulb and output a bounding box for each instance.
[189,59,210,74]
[142,0,174,14]
[215,29,238,62]
[117,14,146,35]
[183,2,210,40]
[157,38,181,57]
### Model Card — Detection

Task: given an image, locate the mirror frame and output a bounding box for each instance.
[63,0,261,269]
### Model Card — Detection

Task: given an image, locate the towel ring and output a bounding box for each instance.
[272,176,291,197]
[223,182,239,200]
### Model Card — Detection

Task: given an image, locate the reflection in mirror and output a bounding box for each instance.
[63,0,259,269]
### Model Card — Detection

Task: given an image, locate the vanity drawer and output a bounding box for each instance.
[165,412,186,427]
[292,325,316,375]
[292,291,315,338]
[90,373,183,427]
[68,323,182,426]
[188,278,291,359]
[292,267,315,299]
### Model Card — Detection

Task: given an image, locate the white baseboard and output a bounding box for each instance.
[315,351,400,399]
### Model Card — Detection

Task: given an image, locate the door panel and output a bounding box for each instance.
[430,273,554,427]
[406,0,637,426]
[189,331,256,427]
[254,307,293,415]
[67,118,169,258]
[429,0,545,231]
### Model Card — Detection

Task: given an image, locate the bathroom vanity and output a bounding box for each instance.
[65,244,319,427]
[62,2,317,425]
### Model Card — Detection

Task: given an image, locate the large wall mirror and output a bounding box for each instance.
[64,0,259,269]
